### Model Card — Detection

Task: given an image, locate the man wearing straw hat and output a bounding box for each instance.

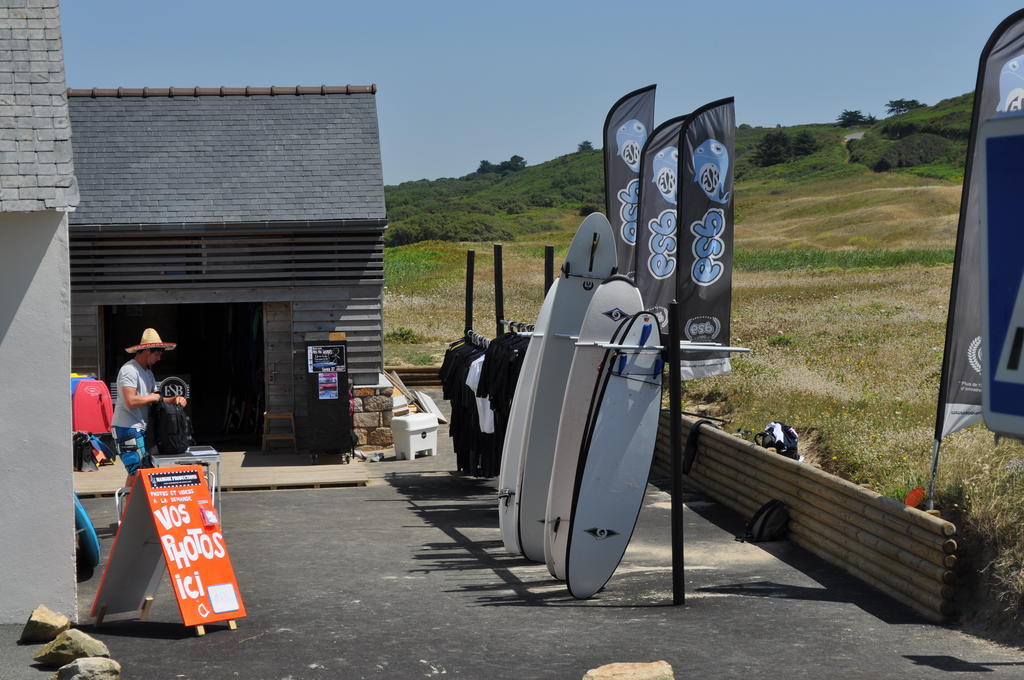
[112,328,188,474]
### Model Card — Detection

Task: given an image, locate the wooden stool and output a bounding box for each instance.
[262,412,297,452]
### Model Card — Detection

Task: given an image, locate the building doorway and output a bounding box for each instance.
[103,302,265,448]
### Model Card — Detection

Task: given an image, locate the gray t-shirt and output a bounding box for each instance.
[112,358,157,429]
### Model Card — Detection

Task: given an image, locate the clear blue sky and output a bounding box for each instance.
[61,1,1024,186]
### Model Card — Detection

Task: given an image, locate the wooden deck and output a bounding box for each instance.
[74,450,371,497]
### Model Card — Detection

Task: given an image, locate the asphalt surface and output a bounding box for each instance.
[5,395,1024,679]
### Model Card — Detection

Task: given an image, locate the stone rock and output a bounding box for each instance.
[363,395,392,412]
[49,657,122,680]
[34,629,110,667]
[367,427,393,446]
[353,411,381,428]
[20,604,70,643]
[582,661,674,680]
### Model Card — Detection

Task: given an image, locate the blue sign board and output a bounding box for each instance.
[982,115,1024,436]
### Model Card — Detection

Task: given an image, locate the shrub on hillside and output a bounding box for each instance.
[873,133,953,171]
[384,213,514,246]
[753,129,820,167]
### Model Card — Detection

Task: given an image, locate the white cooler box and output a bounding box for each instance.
[391,412,438,460]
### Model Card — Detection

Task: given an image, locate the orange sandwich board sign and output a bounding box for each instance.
[91,466,246,634]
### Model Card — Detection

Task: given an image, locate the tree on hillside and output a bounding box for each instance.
[885,99,927,116]
[837,109,869,127]
[577,140,594,152]
[754,128,792,166]
[791,130,818,157]
[476,155,528,175]
[498,155,527,173]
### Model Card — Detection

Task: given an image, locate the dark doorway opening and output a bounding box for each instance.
[103,302,265,448]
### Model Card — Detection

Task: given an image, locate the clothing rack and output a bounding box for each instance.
[499,320,535,333]
[463,243,555,341]
[465,329,490,349]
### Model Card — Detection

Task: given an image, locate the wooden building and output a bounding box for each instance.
[67,85,388,449]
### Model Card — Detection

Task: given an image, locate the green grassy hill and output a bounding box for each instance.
[384,93,971,250]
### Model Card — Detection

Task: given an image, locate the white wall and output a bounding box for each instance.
[0,210,75,623]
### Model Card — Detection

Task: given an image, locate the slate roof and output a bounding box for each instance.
[67,86,385,230]
[0,0,79,212]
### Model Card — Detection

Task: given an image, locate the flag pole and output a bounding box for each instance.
[927,439,942,511]
[668,299,684,605]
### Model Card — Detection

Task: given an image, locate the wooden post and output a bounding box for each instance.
[139,596,154,620]
[195,625,206,637]
[494,243,504,338]
[668,300,684,605]
[464,249,475,335]
[544,245,554,293]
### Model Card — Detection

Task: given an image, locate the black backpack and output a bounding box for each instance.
[147,400,194,456]
[738,499,790,543]
[754,421,800,460]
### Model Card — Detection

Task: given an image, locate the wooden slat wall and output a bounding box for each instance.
[70,231,383,290]
[263,301,293,416]
[71,302,100,376]
[289,288,383,422]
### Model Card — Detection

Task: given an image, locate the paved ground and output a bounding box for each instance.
[4,393,1024,679]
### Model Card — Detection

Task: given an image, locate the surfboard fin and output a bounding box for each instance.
[639,322,652,347]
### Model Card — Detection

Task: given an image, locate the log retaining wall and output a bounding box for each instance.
[653,411,957,622]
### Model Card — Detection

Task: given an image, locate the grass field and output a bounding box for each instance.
[382,166,1024,638]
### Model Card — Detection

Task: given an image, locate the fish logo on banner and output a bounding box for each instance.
[652,146,679,205]
[693,139,731,204]
[616,120,646,172]
[603,85,656,272]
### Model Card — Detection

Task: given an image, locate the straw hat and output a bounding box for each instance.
[125,328,177,353]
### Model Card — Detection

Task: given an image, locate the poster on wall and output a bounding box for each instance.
[307,344,347,374]
[318,372,339,400]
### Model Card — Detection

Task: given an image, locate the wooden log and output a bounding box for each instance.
[696,436,958,553]
[697,447,957,568]
[675,414,956,537]
[690,460,952,621]
[697,445,958,565]
[789,521,954,622]
[689,461,764,518]
[789,514,953,593]
[696,454,950,598]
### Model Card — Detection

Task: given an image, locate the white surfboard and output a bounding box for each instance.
[515,213,619,562]
[544,276,643,579]
[498,277,560,555]
[566,311,663,599]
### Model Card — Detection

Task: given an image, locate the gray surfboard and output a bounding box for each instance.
[498,277,560,555]
[515,213,618,563]
[566,311,663,598]
[544,276,643,579]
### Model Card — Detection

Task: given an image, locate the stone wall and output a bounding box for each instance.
[352,381,393,447]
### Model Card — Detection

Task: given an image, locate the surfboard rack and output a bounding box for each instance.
[578,341,751,354]
[496,488,514,506]
[465,245,555,346]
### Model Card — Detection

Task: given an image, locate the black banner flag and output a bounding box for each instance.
[936,10,1024,440]
[675,98,735,380]
[603,85,656,276]
[633,114,689,328]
